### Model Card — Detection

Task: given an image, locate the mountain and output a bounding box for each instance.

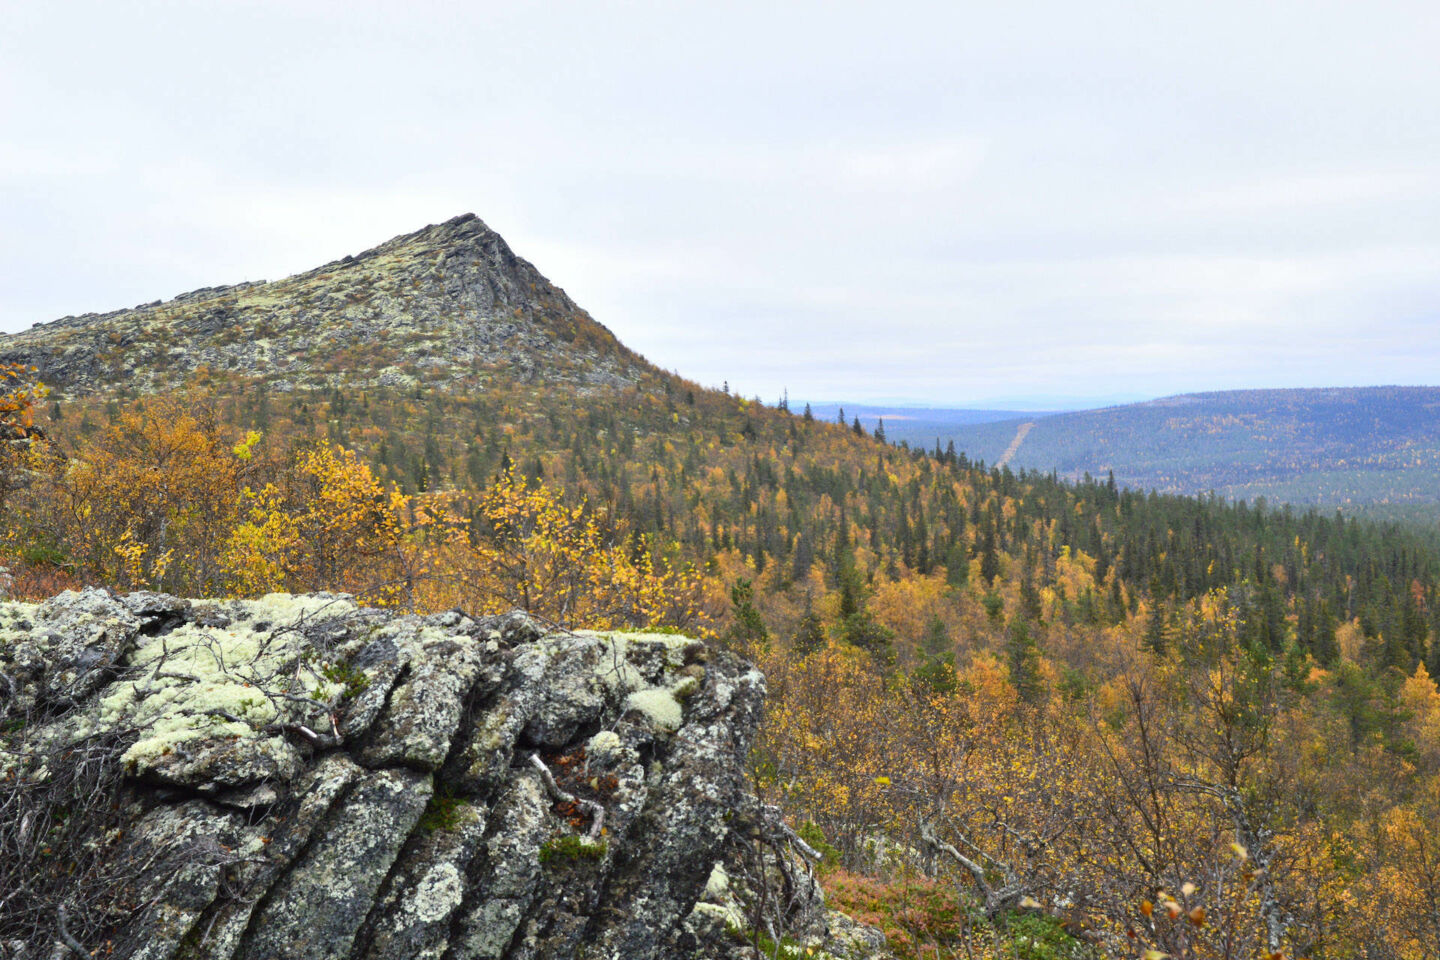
[935,386,1440,520]
[0,213,642,395]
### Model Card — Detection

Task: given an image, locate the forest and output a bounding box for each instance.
[5,360,1440,959]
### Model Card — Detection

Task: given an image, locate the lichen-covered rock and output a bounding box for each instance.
[0,587,140,714]
[237,767,433,960]
[0,592,889,960]
[0,214,643,397]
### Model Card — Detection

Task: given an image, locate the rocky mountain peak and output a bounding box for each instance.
[0,215,644,396]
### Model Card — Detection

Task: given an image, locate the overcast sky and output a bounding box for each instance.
[3,1,1438,407]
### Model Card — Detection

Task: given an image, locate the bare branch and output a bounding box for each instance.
[54,905,85,957]
[529,753,606,841]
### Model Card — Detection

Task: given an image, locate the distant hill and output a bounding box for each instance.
[939,387,1440,521]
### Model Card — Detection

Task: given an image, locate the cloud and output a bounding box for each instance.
[836,141,989,192]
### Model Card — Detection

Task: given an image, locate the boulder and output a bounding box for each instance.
[0,591,890,960]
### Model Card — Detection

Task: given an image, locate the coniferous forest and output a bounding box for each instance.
[7,362,1440,958]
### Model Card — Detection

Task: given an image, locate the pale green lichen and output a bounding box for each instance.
[98,593,356,765]
[624,687,683,733]
[561,631,710,726]
[577,629,698,667]
[408,862,465,922]
[585,729,624,763]
[692,899,746,930]
[670,674,701,700]
[704,862,730,899]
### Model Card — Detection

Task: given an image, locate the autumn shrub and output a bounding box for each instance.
[11,395,267,594]
[224,442,418,604]
[0,363,46,514]
[821,869,1093,960]
[430,468,708,630]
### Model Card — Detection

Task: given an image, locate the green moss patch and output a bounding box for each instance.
[539,834,607,865]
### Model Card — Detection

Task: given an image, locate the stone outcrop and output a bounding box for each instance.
[0,215,643,395]
[0,590,891,960]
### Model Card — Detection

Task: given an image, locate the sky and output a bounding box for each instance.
[2,0,1438,408]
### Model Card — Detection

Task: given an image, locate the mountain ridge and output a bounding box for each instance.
[1,213,645,396]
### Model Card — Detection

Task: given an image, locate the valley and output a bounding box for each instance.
[883,387,1440,525]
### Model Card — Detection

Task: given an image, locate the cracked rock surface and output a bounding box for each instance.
[0,589,889,960]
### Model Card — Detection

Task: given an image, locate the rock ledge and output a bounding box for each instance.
[0,590,889,960]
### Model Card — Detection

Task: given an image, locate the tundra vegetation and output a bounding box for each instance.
[5,367,1440,959]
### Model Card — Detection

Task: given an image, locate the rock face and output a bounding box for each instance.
[0,590,890,960]
[0,215,643,395]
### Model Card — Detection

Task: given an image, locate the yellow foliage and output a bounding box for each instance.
[224,443,414,603]
[436,468,705,630]
[18,396,262,593]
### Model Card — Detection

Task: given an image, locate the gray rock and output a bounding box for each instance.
[237,767,433,960]
[0,587,140,713]
[0,592,891,960]
[357,618,504,770]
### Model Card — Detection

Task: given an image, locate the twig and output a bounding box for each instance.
[55,904,85,957]
[529,753,606,840]
[776,821,822,862]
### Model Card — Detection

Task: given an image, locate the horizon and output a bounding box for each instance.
[798,382,1440,413]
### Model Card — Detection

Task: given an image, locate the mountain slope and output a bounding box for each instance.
[940,386,1440,517]
[1,214,641,395]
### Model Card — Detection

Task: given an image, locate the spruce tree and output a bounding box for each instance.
[723,579,769,648]
[792,595,826,656]
[1007,619,1043,703]
[1144,599,1168,654]
[912,615,957,695]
